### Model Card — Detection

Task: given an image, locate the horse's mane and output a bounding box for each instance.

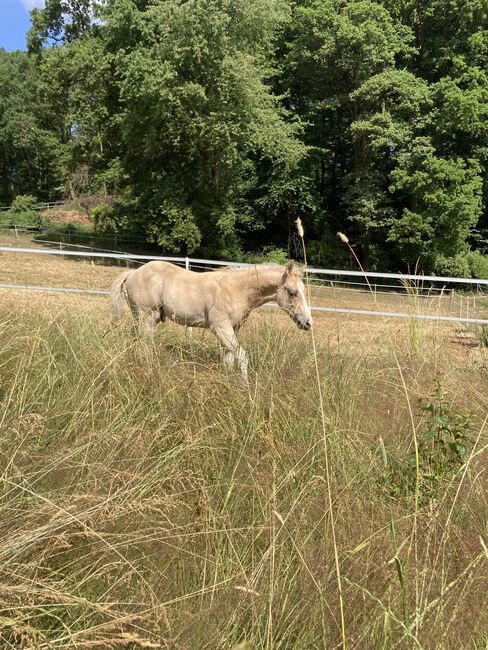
[219,263,284,272]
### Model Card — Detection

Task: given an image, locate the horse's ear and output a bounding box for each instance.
[285,260,294,274]
[280,260,294,285]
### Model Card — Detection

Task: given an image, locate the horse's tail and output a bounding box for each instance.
[111,270,133,322]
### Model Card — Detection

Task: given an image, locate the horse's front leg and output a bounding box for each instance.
[212,322,248,380]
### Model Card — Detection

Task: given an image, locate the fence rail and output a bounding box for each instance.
[0,201,66,212]
[1,245,488,325]
[1,244,488,286]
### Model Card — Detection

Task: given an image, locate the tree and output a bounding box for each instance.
[102,0,306,255]
[382,0,488,81]
[0,49,66,203]
[6,0,486,271]
[281,0,414,264]
[28,0,98,53]
[388,138,483,271]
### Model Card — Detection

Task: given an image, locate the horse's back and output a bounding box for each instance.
[124,260,215,325]
[124,261,176,306]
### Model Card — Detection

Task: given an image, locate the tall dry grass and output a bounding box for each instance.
[0,295,487,648]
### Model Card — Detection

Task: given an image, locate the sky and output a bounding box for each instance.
[0,0,44,52]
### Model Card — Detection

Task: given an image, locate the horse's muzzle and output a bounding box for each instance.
[295,316,312,331]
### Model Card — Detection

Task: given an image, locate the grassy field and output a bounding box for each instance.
[0,251,487,649]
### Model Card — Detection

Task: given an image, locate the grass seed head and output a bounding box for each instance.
[295,217,304,239]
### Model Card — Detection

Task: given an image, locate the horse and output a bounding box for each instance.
[110,260,312,378]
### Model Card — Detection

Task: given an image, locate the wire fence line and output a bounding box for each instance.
[0,224,150,244]
[33,238,125,255]
[305,275,455,296]
[1,282,487,325]
[0,232,143,256]
[0,283,109,296]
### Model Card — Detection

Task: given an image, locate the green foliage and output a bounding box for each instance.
[27,0,98,53]
[92,202,122,234]
[381,378,474,504]
[0,50,66,204]
[145,202,202,255]
[412,379,474,502]
[388,139,483,269]
[10,194,37,213]
[0,194,50,229]
[432,253,471,278]
[477,323,488,348]
[243,246,289,264]
[103,0,306,254]
[2,0,488,264]
[0,211,42,229]
[466,251,488,279]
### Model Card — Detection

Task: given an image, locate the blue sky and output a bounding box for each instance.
[0,0,44,52]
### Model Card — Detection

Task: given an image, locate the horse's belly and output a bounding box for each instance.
[174,315,207,327]
[166,308,208,328]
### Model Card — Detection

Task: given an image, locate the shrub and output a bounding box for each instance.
[0,195,50,230]
[466,251,488,279]
[478,324,488,347]
[10,194,38,213]
[91,202,119,233]
[381,378,474,504]
[92,199,140,236]
[433,251,488,280]
[411,378,473,502]
[433,254,471,278]
[244,246,289,265]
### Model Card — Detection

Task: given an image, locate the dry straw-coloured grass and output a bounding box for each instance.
[0,254,487,649]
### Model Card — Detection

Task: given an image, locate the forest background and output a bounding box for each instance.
[1,0,488,275]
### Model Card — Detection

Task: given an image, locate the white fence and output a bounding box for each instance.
[1,244,488,325]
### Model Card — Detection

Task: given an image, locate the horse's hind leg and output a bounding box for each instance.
[128,303,141,337]
[140,309,161,338]
[129,304,160,339]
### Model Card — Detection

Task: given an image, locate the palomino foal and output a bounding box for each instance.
[111,260,312,378]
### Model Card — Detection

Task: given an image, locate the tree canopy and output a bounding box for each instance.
[1,0,488,274]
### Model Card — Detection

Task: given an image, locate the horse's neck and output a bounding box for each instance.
[246,267,283,309]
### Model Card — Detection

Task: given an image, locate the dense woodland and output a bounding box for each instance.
[1,0,488,273]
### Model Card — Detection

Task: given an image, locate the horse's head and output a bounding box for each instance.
[276,261,313,331]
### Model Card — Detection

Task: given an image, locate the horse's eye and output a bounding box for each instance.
[288,289,297,297]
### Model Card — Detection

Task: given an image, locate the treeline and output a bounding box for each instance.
[1,0,488,273]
